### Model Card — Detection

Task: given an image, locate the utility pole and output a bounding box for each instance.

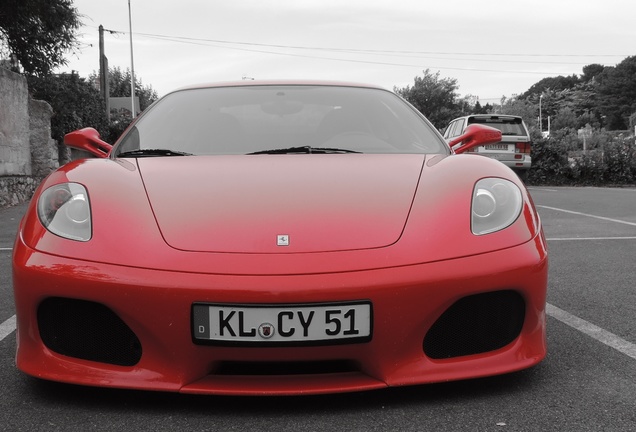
[128,0,136,118]
[98,25,110,122]
[538,94,543,133]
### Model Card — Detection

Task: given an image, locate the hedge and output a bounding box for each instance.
[526,134,636,186]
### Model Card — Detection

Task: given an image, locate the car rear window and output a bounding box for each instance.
[467,117,526,136]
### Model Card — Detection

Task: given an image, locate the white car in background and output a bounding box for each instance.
[444,114,532,175]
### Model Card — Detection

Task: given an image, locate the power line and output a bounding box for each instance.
[92,25,631,86]
[140,33,596,67]
[96,27,612,77]
[97,26,628,59]
[141,34,564,75]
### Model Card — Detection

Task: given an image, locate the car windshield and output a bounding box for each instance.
[114,85,448,156]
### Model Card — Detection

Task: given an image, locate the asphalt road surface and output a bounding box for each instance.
[1,186,635,431]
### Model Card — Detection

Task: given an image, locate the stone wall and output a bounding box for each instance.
[0,67,58,207]
[0,176,39,207]
[0,67,31,176]
[29,98,59,177]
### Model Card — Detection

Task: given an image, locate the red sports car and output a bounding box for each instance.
[13,81,547,395]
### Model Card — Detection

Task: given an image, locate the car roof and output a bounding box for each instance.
[172,80,387,93]
[454,114,524,121]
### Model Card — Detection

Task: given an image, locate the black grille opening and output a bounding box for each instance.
[214,360,358,376]
[37,297,142,366]
[423,290,525,359]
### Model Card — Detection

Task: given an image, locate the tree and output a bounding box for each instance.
[104,66,158,112]
[521,75,580,100]
[551,106,578,131]
[595,56,636,130]
[28,68,159,147]
[472,100,491,114]
[568,82,602,129]
[580,64,605,83]
[27,72,108,144]
[89,67,159,142]
[0,0,81,76]
[499,96,541,134]
[394,69,463,129]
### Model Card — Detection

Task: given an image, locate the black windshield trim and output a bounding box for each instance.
[117,149,194,158]
[247,146,361,155]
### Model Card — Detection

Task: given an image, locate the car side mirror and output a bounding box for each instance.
[64,128,113,158]
[448,124,502,154]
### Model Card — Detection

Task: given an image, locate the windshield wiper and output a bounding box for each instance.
[117,149,193,158]
[247,146,361,155]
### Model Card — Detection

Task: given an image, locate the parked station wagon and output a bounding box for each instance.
[444,114,532,174]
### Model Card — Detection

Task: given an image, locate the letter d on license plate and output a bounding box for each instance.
[192,301,372,346]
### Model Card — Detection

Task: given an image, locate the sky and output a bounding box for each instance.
[62,0,636,103]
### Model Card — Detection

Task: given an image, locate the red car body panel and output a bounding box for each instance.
[13,82,548,395]
[17,155,539,274]
[140,155,422,253]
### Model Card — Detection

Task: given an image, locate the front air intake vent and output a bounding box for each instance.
[423,290,525,359]
[38,297,142,366]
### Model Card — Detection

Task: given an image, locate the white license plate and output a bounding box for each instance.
[484,144,509,150]
[192,301,372,345]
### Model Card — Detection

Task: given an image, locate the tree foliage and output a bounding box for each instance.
[521,75,580,100]
[26,67,159,146]
[88,67,159,142]
[581,64,605,82]
[394,69,465,129]
[595,55,636,130]
[499,97,540,131]
[101,66,158,112]
[517,56,636,132]
[27,73,108,144]
[0,0,81,76]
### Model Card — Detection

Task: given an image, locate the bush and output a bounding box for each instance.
[526,137,572,185]
[569,151,606,185]
[27,73,108,144]
[603,138,636,184]
[527,130,636,186]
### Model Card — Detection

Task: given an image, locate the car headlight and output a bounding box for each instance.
[471,178,522,235]
[37,183,92,241]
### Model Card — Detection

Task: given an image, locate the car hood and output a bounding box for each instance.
[137,154,424,253]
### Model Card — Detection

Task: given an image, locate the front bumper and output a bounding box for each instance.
[13,234,547,395]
